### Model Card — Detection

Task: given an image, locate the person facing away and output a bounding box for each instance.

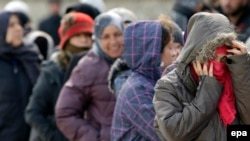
[170,0,210,31]
[0,11,41,141]
[108,7,137,27]
[79,0,106,13]
[24,12,94,141]
[217,0,250,42]
[108,18,183,97]
[153,12,250,141]
[110,15,182,140]
[25,30,55,60]
[39,0,62,46]
[65,3,100,20]
[55,12,124,141]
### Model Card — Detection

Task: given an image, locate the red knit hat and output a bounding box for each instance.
[58,12,94,49]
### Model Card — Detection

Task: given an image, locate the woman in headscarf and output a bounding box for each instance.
[55,12,123,141]
[0,11,40,141]
[25,12,94,141]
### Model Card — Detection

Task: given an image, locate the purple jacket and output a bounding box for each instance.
[55,51,116,141]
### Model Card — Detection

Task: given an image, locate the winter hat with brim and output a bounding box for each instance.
[58,12,94,49]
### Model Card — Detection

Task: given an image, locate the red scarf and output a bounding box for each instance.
[190,45,236,125]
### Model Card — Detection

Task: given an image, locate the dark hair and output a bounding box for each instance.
[158,14,173,53]
[65,3,100,20]
[15,12,30,28]
[161,27,172,53]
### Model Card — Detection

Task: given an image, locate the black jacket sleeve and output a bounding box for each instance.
[25,64,67,141]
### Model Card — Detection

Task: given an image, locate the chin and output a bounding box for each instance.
[110,55,120,59]
[110,53,122,59]
[109,50,123,58]
[12,42,22,47]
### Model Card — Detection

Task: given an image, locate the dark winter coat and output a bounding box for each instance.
[39,14,61,45]
[25,56,68,141]
[0,12,40,141]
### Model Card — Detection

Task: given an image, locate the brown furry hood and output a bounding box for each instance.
[197,33,236,63]
[177,12,236,71]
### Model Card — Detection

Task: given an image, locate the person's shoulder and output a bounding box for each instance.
[39,14,61,26]
[69,51,103,85]
[41,60,62,76]
[39,16,50,26]
[239,8,250,23]
[161,68,179,83]
[76,51,109,74]
[118,74,148,101]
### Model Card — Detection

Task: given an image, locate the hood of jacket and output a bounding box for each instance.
[108,58,130,93]
[122,21,162,83]
[24,30,54,60]
[0,12,41,85]
[176,12,236,73]
[92,12,124,65]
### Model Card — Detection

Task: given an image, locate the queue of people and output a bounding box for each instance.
[0,0,250,141]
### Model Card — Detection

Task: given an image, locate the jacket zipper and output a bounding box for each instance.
[12,60,18,74]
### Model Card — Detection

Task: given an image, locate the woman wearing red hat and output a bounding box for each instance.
[55,12,124,141]
[25,12,94,141]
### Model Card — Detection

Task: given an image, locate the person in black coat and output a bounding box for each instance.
[25,12,94,141]
[0,11,41,141]
[38,0,62,45]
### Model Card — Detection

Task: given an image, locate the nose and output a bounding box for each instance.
[172,48,180,57]
[110,35,119,46]
[16,24,23,32]
[80,34,87,42]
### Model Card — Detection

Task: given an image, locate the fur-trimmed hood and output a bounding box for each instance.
[177,12,236,72]
[25,30,54,60]
[108,58,131,95]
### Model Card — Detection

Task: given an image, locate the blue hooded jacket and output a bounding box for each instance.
[111,21,162,141]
